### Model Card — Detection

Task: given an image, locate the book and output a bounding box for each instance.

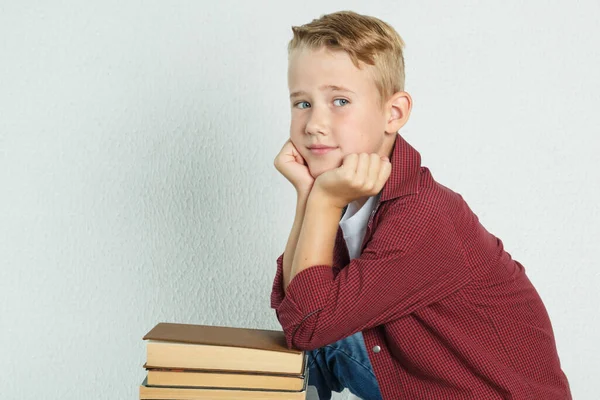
[142,323,304,375]
[145,362,307,391]
[139,375,308,399]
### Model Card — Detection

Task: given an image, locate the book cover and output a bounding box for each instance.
[143,322,301,354]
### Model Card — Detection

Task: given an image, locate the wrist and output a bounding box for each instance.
[296,188,311,202]
[296,182,313,199]
[308,187,346,211]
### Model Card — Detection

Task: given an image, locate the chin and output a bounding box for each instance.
[307,157,343,179]
[307,164,334,179]
[309,170,323,179]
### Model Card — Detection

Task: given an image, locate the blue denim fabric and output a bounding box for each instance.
[307,331,383,400]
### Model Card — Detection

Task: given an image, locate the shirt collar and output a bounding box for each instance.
[380,133,422,202]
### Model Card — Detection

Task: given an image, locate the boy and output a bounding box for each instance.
[270,10,571,400]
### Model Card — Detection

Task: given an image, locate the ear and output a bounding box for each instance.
[385,91,412,134]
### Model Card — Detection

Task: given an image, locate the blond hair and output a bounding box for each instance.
[288,11,406,105]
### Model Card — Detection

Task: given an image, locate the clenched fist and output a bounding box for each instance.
[274,139,315,196]
[312,153,392,209]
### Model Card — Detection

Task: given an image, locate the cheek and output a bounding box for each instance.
[341,111,382,141]
[289,117,306,140]
[334,113,364,144]
[289,137,309,160]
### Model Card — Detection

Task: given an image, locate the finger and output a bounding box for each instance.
[367,154,381,191]
[285,140,305,165]
[293,148,306,165]
[295,154,306,165]
[341,153,359,174]
[355,153,370,184]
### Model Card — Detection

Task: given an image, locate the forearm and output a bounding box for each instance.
[282,192,310,292]
[289,192,343,283]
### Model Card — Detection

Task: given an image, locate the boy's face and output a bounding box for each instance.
[288,46,393,179]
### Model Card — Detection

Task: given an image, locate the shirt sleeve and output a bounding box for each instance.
[270,253,286,310]
[273,196,473,351]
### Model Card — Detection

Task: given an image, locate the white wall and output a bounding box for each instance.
[1,1,598,399]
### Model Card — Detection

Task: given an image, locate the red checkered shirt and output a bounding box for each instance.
[271,134,571,399]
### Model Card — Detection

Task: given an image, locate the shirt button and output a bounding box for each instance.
[372,345,381,353]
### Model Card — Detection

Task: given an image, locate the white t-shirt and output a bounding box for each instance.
[339,194,380,260]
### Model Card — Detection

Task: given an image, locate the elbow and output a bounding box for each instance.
[284,329,321,351]
[275,313,323,350]
[282,318,329,351]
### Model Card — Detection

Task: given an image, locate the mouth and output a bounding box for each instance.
[308,145,337,155]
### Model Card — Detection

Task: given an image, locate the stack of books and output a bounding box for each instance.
[139,322,308,399]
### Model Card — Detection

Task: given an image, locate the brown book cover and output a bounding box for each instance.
[143,322,300,354]
[142,322,304,374]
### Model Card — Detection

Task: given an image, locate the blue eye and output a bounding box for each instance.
[295,101,311,109]
[333,98,349,106]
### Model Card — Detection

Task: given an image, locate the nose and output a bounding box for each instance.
[305,105,329,136]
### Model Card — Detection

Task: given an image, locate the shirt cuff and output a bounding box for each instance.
[276,265,334,348]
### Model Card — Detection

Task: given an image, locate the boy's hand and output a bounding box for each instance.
[312,153,392,209]
[274,139,315,196]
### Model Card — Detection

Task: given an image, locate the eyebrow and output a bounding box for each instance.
[289,85,356,99]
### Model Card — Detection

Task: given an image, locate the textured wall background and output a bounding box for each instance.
[1,1,599,399]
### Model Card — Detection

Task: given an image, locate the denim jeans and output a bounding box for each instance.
[307,331,383,400]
